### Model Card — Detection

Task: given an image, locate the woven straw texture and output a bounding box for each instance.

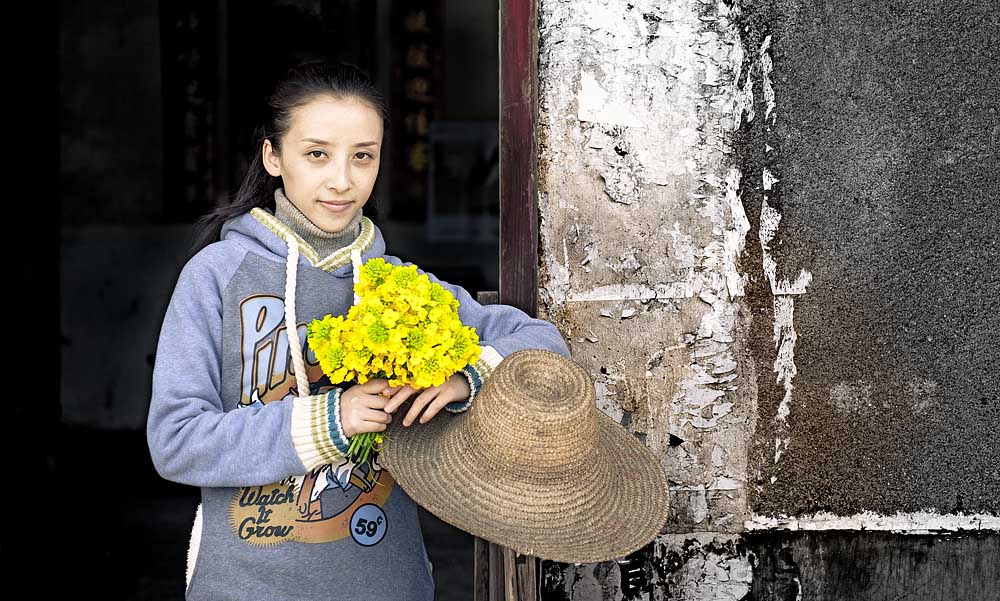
[380,348,669,564]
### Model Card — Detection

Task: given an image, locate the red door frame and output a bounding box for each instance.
[499,0,539,318]
[472,2,542,600]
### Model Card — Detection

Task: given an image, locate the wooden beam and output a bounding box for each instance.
[474,285,541,601]
[473,537,489,601]
[483,1,544,597]
[499,0,540,317]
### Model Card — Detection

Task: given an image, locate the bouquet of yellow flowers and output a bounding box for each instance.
[307,257,482,465]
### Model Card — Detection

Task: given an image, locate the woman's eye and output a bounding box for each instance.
[308,151,325,159]
[356,152,374,160]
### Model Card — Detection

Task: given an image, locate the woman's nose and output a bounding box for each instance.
[326,161,352,191]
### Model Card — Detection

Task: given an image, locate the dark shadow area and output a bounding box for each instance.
[59,1,498,597]
[51,425,474,600]
[744,530,1000,601]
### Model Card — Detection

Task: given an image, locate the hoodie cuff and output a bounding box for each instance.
[291,387,351,470]
[446,346,503,414]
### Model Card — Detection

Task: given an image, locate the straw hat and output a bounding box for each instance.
[379,348,669,564]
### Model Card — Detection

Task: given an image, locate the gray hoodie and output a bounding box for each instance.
[146,206,571,600]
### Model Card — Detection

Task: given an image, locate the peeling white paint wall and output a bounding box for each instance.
[537,0,751,542]
[655,534,753,601]
[536,0,764,595]
[752,33,813,475]
[744,511,1000,533]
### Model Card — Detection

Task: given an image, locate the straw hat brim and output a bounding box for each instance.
[379,402,669,564]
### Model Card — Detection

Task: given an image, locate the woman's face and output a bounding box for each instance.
[262,94,383,233]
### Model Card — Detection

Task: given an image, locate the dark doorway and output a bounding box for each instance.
[59,1,499,598]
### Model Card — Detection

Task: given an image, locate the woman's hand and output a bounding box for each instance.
[383,373,472,427]
[339,379,395,438]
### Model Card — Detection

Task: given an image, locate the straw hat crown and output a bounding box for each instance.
[465,348,598,475]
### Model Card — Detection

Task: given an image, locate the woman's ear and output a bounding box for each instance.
[262,139,281,177]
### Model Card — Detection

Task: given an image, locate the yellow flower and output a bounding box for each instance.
[307,256,483,466]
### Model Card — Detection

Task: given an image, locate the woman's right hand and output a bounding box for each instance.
[339,379,394,438]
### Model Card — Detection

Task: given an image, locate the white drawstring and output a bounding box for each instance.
[284,235,310,399]
[351,248,363,306]
[286,237,364,399]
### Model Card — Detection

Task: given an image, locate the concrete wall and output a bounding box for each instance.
[534,0,999,597]
[739,0,999,521]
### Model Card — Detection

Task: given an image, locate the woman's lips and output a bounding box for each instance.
[319,200,353,213]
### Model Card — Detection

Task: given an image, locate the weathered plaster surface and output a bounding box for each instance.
[745,511,1000,533]
[535,0,999,598]
[739,0,1000,516]
[744,531,1000,601]
[537,0,753,535]
[653,535,752,601]
[542,534,753,601]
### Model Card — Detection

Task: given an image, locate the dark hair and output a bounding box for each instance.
[187,60,389,260]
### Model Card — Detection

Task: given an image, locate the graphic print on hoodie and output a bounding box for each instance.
[229,294,394,547]
[147,206,571,599]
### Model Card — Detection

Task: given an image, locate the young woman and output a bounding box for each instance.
[146,61,570,600]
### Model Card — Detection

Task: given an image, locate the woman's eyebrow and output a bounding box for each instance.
[300,137,379,147]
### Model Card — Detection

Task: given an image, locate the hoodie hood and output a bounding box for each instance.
[219,207,385,280]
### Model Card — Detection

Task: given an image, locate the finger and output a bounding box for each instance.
[378,385,402,400]
[385,386,417,414]
[347,413,389,434]
[358,394,389,410]
[360,408,392,424]
[404,389,438,426]
[359,378,390,394]
[354,420,388,434]
[343,393,386,410]
[417,396,451,424]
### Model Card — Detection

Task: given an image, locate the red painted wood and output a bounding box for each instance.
[473,4,543,601]
[499,0,539,318]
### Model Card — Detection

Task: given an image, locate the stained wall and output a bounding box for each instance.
[534,0,999,598]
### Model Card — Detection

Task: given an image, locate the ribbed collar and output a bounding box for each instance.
[243,206,378,275]
[272,187,363,259]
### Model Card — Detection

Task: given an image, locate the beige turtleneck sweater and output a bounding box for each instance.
[273,187,363,258]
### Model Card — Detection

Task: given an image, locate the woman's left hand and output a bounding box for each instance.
[383,373,471,426]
